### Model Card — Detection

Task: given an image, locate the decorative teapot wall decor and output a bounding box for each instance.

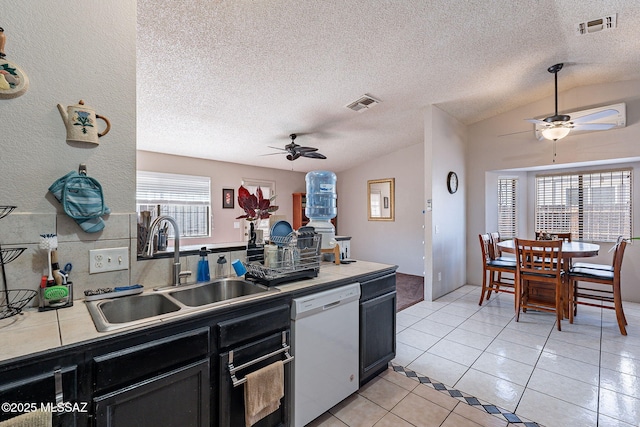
[57,100,111,144]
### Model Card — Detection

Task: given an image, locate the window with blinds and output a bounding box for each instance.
[137,171,211,238]
[534,169,632,242]
[498,178,517,238]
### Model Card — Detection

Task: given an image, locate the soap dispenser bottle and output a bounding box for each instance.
[216,254,227,278]
[197,247,210,282]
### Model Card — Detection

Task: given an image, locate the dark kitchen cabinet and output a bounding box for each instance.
[359,273,396,386]
[94,360,209,427]
[0,362,81,426]
[218,304,291,427]
[92,327,211,427]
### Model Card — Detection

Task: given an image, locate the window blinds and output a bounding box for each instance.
[137,171,211,206]
[498,178,517,238]
[535,169,631,242]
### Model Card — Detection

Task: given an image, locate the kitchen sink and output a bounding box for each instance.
[86,293,182,332]
[86,278,278,332]
[98,293,181,323]
[168,278,272,307]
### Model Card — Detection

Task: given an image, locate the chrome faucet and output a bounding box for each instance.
[143,215,190,286]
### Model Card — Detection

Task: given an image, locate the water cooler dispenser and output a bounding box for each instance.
[305,170,337,251]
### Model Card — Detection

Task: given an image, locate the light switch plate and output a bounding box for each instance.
[90,247,129,274]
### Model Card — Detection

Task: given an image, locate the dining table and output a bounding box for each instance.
[497,239,600,266]
[497,239,600,318]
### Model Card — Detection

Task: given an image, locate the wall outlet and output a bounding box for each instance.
[437,272,442,282]
[90,247,129,274]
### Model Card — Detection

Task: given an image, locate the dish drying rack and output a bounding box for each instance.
[0,206,37,319]
[245,231,321,286]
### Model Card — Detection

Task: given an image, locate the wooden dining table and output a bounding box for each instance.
[497,239,600,318]
[497,239,600,266]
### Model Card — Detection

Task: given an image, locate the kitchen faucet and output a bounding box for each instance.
[143,215,190,286]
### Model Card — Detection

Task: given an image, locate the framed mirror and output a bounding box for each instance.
[368,178,395,221]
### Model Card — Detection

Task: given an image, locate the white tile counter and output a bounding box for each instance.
[0,260,395,363]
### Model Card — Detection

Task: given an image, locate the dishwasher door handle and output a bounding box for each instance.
[323,300,341,310]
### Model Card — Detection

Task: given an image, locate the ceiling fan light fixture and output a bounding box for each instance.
[541,125,571,141]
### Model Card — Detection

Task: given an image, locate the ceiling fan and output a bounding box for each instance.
[526,63,620,141]
[266,133,326,161]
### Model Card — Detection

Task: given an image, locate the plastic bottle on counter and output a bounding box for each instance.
[196,247,210,282]
[216,254,227,278]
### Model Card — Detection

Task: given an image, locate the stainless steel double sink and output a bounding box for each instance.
[86,278,278,332]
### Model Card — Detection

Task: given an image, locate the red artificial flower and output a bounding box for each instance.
[236,185,279,221]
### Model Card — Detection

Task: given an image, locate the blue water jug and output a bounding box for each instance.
[305,170,337,221]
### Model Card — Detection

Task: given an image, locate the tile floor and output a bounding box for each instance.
[310,285,640,427]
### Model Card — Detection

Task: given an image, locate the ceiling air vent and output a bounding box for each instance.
[576,14,617,35]
[345,94,381,112]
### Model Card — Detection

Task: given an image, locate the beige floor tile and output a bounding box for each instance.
[306,412,348,427]
[441,412,485,427]
[411,384,459,411]
[390,392,450,427]
[372,412,414,427]
[378,368,419,392]
[453,402,508,427]
[358,376,410,411]
[330,394,387,427]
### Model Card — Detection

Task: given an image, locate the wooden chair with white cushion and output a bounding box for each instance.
[568,239,628,335]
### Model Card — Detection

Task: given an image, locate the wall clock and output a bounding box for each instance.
[447,171,458,194]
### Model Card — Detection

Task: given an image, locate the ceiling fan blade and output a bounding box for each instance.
[571,109,618,124]
[295,146,319,153]
[267,145,287,151]
[572,123,618,131]
[525,118,552,126]
[260,152,286,156]
[301,152,326,159]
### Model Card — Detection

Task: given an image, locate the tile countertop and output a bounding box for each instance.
[0,260,396,364]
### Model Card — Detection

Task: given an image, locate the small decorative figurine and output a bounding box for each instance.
[0,26,29,99]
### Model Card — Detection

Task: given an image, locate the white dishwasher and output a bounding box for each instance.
[291,283,361,427]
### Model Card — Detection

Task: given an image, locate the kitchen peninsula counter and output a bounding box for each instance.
[0,260,396,364]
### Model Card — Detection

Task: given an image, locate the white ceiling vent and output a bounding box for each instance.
[576,14,617,35]
[345,94,381,112]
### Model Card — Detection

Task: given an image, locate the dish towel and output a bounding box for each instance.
[0,410,52,427]
[244,360,284,427]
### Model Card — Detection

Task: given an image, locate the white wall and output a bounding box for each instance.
[426,106,467,300]
[137,151,307,243]
[467,79,640,302]
[337,142,425,275]
[0,1,137,298]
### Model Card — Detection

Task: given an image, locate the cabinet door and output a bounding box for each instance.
[0,365,79,426]
[94,359,210,427]
[360,291,396,386]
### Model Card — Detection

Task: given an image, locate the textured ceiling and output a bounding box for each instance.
[137,0,640,173]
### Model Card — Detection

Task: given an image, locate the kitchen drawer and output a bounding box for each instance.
[93,327,209,393]
[218,304,289,349]
[360,273,396,301]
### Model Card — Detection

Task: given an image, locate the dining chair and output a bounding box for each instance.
[572,235,623,272]
[568,239,628,335]
[478,233,516,306]
[514,238,564,330]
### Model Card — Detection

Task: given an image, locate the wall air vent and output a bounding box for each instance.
[577,14,617,35]
[345,94,381,112]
